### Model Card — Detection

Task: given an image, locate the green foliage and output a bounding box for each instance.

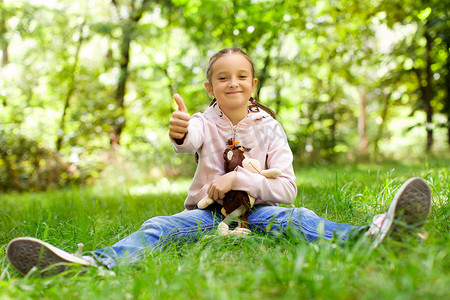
[0,128,95,191]
[0,0,449,191]
[0,161,448,298]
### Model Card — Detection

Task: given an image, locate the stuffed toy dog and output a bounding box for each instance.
[197,138,281,235]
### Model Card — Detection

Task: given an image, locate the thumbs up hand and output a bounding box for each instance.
[174,93,188,113]
[169,93,191,141]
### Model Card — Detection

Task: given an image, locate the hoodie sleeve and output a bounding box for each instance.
[231,122,297,205]
[171,113,204,154]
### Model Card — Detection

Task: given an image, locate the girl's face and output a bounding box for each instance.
[205,53,258,114]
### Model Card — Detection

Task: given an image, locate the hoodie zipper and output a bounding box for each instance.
[232,124,237,140]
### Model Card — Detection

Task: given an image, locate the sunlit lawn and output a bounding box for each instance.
[0,160,449,299]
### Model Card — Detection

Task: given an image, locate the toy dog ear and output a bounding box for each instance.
[227,150,233,161]
[224,148,233,162]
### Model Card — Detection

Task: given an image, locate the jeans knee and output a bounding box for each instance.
[276,207,317,223]
[140,216,170,233]
[295,207,319,219]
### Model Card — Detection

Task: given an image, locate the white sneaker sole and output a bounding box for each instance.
[7,237,94,276]
[371,177,431,248]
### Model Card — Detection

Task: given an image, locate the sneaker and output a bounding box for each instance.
[6,237,97,276]
[365,177,432,248]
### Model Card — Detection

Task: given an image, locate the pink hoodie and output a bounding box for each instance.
[171,103,297,210]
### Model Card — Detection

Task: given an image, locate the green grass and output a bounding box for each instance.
[1,160,449,299]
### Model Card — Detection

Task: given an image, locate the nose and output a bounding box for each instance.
[229,77,238,88]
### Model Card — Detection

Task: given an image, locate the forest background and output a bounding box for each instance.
[0,0,449,191]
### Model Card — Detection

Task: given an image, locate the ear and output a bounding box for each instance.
[204,81,214,97]
[251,78,258,92]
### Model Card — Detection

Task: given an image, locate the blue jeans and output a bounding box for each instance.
[90,205,363,269]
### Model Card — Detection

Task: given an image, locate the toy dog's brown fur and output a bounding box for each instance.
[221,139,253,227]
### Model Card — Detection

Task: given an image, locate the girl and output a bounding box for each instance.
[6,48,431,276]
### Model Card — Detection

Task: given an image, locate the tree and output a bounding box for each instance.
[108,0,152,150]
[380,0,449,152]
[0,0,9,66]
[56,19,87,151]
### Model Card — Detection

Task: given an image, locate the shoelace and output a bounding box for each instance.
[366,213,387,236]
[75,243,84,257]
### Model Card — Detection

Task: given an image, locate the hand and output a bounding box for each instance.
[207,171,236,201]
[169,93,190,141]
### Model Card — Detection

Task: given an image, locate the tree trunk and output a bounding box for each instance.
[0,0,9,67]
[256,49,271,101]
[373,92,391,158]
[1,44,8,66]
[445,39,450,148]
[424,31,433,152]
[273,40,283,113]
[163,1,176,100]
[56,21,85,151]
[413,29,434,153]
[328,95,337,161]
[109,22,131,150]
[256,32,278,100]
[109,0,150,150]
[358,90,369,156]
